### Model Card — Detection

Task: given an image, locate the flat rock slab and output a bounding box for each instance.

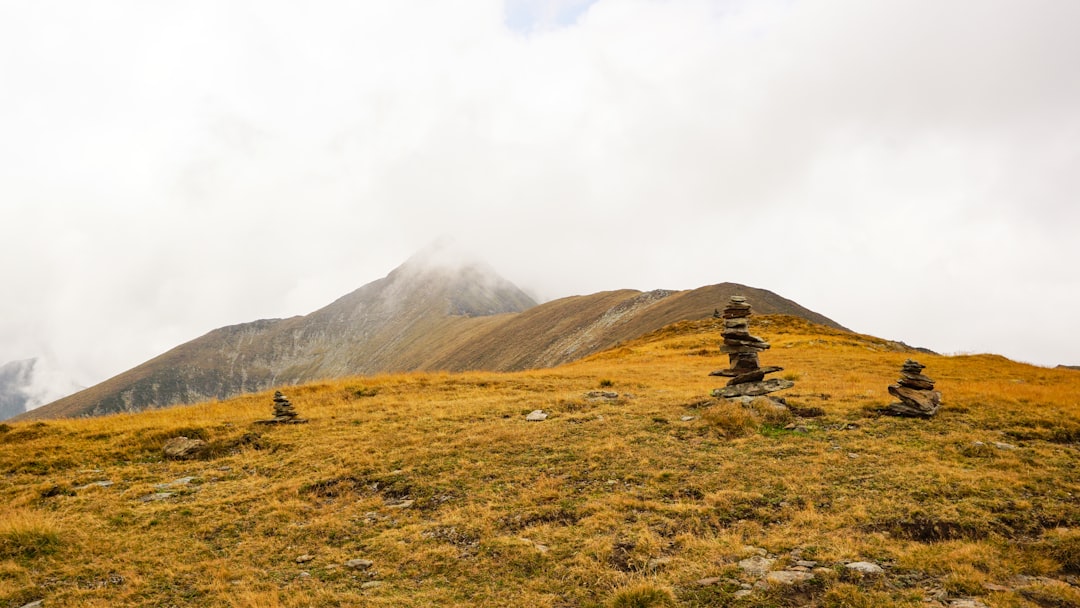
[254,418,309,425]
[766,570,815,585]
[845,561,884,574]
[163,436,209,460]
[525,410,548,421]
[738,556,776,577]
[156,476,196,489]
[713,378,794,398]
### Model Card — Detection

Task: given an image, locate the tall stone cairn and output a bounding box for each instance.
[883,359,941,418]
[272,391,297,419]
[255,390,308,424]
[709,296,794,399]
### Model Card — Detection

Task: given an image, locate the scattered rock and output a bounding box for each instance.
[345,559,374,570]
[76,480,114,490]
[18,601,43,608]
[882,359,942,417]
[766,570,815,585]
[948,599,989,608]
[585,391,619,400]
[385,499,414,509]
[361,581,383,589]
[845,561,884,574]
[733,590,753,598]
[163,436,209,460]
[710,296,794,401]
[525,410,548,421]
[738,556,776,577]
[296,554,315,564]
[254,391,309,425]
[742,546,768,557]
[695,577,723,586]
[155,476,196,489]
[680,415,698,422]
[139,492,174,502]
[993,442,1017,450]
[794,560,818,568]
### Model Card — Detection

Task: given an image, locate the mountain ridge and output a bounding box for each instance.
[18,257,846,421]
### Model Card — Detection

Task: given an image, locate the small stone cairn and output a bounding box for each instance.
[883,359,941,417]
[255,390,308,425]
[709,296,793,400]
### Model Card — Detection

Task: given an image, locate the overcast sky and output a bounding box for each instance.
[2,0,1079,402]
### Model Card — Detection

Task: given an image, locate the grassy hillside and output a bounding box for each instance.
[2,316,1078,607]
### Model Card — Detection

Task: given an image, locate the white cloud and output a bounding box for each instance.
[1,0,1078,393]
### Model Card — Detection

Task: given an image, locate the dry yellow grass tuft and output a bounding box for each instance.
[1,315,1078,607]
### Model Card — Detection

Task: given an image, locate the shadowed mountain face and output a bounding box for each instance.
[19,255,846,421]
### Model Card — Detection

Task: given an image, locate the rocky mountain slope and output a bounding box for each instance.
[19,255,844,421]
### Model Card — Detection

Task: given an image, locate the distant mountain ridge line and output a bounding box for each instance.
[17,257,846,421]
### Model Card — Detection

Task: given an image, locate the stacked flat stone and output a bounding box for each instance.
[883,359,941,417]
[255,390,308,424]
[709,296,794,399]
[272,391,297,419]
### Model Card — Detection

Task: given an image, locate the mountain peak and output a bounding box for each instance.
[398,238,485,274]
[385,240,535,317]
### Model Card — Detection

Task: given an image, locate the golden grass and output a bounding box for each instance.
[1,315,1078,607]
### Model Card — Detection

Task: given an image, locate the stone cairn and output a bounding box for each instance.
[883,359,941,417]
[255,390,308,425]
[709,296,794,400]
